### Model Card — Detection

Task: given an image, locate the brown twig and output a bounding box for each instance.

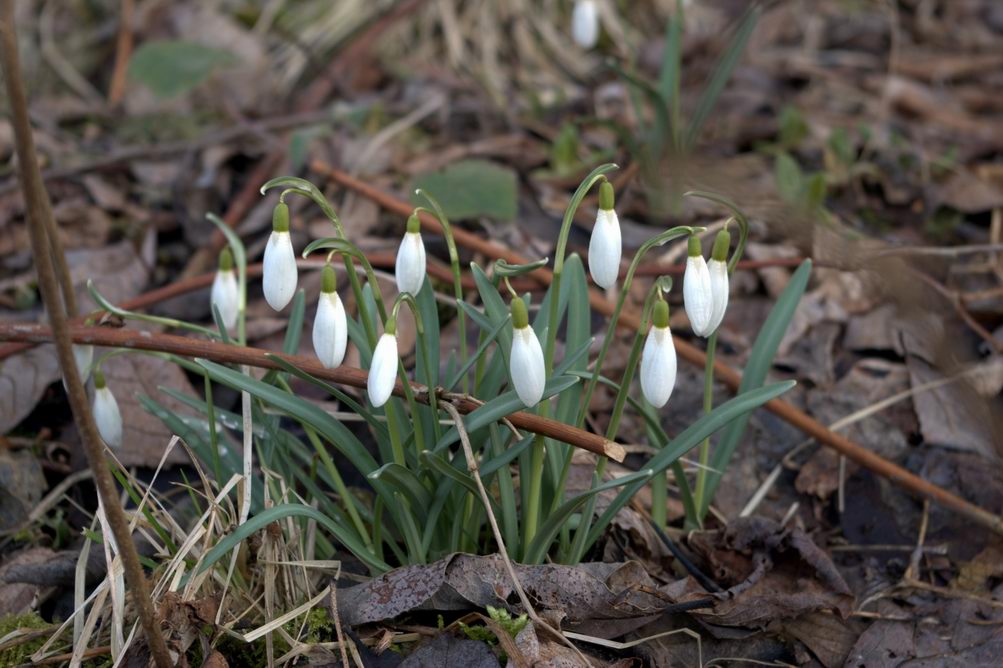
[0,323,625,462]
[310,158,1003,537]
[0,6,172,667]
[107,0,134,106]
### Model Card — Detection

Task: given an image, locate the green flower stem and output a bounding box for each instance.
[391,294,431,455]
[415,191,468,392]
[88,280,219,339]
[522,164,618,549]
[683,191,749,518]
[204,372,222,484]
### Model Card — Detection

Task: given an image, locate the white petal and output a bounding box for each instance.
[93,386,123,449]
[263,231,297,310]
[395,232,426,296]
[572,0,599,49]
[707,259,729,335]
[640,326,677,408]
[510,326,546,407]
[683,255,714,337]
[73,344,94,383]
[588,209,621,289]
[313,292,348,369]
[368,333,399,407]
[211,269,239,330]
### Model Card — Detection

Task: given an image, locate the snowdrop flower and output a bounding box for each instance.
[509,297,546,407]
[706,229,731,334]
[588,180,621,289]
[211,247,239,330]
[395,213,426,296]
[263,201,297,311]
[368,320,399,408]
[72,343,93,384]
[572,0,599,49]
[313,264,348,369]
[640,301,677,408]
[92,369,122,449]
[683,236,714,337]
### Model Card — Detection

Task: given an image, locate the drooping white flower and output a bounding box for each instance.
[572,0,600,49]
[368,330,399,408]
[263,202,297,311]
[73,343,93,384]
[683,236,714,337]
[640,301,677,408]
[395,213,426,296]
[588,181,621,289]
[211,247,239,330]
[706,229,731,335]
[313,264,348,369]
[92,369,123,449]
[509,297,546,407]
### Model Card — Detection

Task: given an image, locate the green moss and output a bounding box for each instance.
[0,612,51,666]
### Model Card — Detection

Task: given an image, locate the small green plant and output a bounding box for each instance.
[459,606,529,645]
[0,612,50,666]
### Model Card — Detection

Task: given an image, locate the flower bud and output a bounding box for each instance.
[368,322,399,408]
[395,214,426,296]
[263,202,297,311]
[588,181,621,289]
[313,264,348,369]
[73,343,94,384]
[683,236,714,337]
[92,369,123,449]
[211,248,239,330]
[572,0,599,49]
[509,297,545,407]
[640,301,677,408]
[706,229,731,334]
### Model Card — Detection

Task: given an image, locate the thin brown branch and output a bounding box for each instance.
[310,158,1003,537]
[107,0,134,105]
[0,7,172,667]
[0,323,626,462]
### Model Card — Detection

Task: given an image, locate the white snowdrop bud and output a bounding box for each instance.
[508,298,546,407]
[640,301,677,408]
[572,0,600,49]
[588,180,621,289]
[73,343,94,384]
[263,202,297,311]
[313,264,348,369]
[683,236,714,337]
[92,369,123,449]
[368,325,399,408]
[211,248,239,330]
[395,213,426,296]
[706,229,731,335]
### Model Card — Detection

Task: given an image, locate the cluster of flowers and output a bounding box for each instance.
[80,177,730,452]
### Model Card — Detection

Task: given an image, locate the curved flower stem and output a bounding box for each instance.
[524,164,618,549]
[683,191,750,520]
[88,280,219,339]
[390,294,433,453]
[415,191,468,391]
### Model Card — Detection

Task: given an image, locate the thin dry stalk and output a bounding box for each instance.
[0,6,171,666]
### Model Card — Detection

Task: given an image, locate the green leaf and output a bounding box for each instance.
[775,152,804,203]
[369,463,432,513]
[778,106,808,148]
[587,380,797,548]
[128,40,237,99]
[700,260,812,516]
[194,503,388,576]
[411,160,517,221]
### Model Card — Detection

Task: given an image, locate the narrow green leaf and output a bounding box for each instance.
[369,463,432,513]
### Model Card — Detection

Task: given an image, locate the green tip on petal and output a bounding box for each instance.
[321,264,337,293]
[93,368,106,389]
[406,213,421,234]
[510,297,529,329]
[218,247,234,271]
[687,235,702,258]
[272,202,290,233]
[598,180,615,211]
[652,300,670,328]
[385,317,397,336]
[711,229,731,262]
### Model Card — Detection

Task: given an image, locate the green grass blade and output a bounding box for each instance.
[369,463,432,514]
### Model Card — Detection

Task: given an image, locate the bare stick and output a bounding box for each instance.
[440,401,592,666]
[0,6,172,667]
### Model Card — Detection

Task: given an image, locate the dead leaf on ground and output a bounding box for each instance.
[399,633,499,668]
[0,447,46,531]
[0,547,57,616]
